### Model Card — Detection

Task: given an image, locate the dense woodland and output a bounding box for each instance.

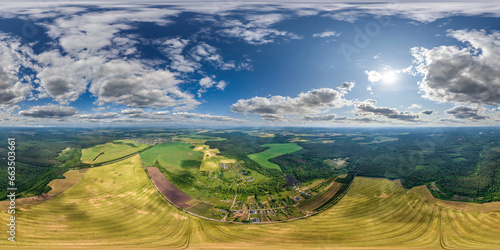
[204,128,500,203]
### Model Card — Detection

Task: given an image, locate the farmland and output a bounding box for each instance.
[298,178,346,212]
[80,139,150,164]
[2,127,500,248]
[2,156,500,249]
[140,142,204,174]
[248,143,303,170]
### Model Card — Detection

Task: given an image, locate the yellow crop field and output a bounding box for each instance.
[2,155,500,249]
[81,140,149,164]
[196,144,236,172]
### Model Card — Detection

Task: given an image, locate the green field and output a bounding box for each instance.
[140,143,204,174]
[2,156,500,249]
[248,143,303,170]
[80,140,149,164]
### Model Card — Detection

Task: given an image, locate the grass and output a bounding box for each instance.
[248,143,303,170]
[195,144,237,172]
[2,157,500,249]
[140,143,203,174]
[80,140,149,164]
[46,169,88,196]
[187,201,214,215]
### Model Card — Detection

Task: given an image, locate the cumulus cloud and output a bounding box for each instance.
[4,1,500,24]
[160,38,199,73]
[190,43,235,70]
[120,108,171,119]
[154,110,170,115]
[302,114,336,121]
[197,76,228,97]
[313,31,340,38]
[19,104,77,118]
[412,29,500,106]
[338,81,355,91]
[34,50,102,104]
[409,104,422,109]
[23,9,201,111]
[79,112,120,119]
[231,88,349,121]
[121,108,145,115]
[89,60,199,109]
[355,99,420,122]
[199,76,217,89]
[173,112,246,123]
[421,110,434,115]
[335,116,384,123]
[365,70,382,83]
[43,8,178,55]
[445,106,488,120]
[0,33,33,106]
[219,14,300,45]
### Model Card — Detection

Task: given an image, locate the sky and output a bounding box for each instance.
[0,0,500,127]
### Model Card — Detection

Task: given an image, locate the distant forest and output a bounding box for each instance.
[1,127,499,203]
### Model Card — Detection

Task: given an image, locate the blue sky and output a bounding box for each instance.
[0,0,500,127]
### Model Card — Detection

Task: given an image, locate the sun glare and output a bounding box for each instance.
[382,71,397,83]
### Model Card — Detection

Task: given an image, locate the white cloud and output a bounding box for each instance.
[355,99,420,122]
[79,112,120,119]
[365,70,382,83]
[197,76,228,97]
[216,80,228,90]
[119,108,172,120]
[199,76,217,88]
[89,59,199,109]
[121,108,145,115]
[154,110,170,115]
[3,1,500,25]
[409,104,422,109]
[412,29,500,106]
[218,13,301,45]
[302,114,336,121]
[313,31,340,38]
[173,112,246,123]
[190,42,235,70]
[322,11,360,23]
[338,81,355,91]
[43,8,178,55]
[0,33,33,106]
[231,87,349,121]
[160,38,199,73]
[34,50,102,104]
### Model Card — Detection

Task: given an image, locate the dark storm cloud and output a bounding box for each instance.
[355,99,420,122]
[445,106,487,120]
[19,105,77,118]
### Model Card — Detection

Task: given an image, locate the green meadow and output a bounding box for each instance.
[80,140,149,164]
[140,143,204,174]
[248,143,303,170]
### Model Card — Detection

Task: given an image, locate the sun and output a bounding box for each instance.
[382,71,397,83]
